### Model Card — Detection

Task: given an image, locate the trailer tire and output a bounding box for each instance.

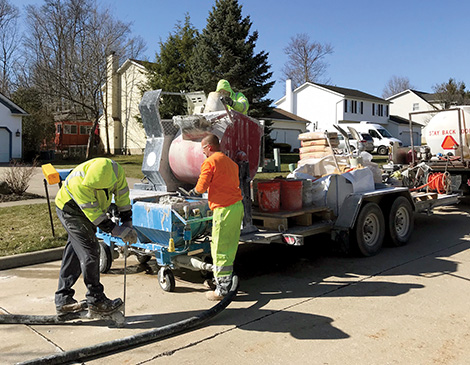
[99,241,112,273]
[158,267,176,292]
[353,202,385,256]
[387,196,414,246]
[377,145,388,155]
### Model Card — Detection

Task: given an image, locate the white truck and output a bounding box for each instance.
[341,122,403,155]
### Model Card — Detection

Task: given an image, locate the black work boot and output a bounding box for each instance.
[88,298,123,315]
[56,299,88,316]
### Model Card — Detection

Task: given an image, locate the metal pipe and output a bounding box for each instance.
[408,112,415,165]
[172,255,213,272]
[43,179,55,237]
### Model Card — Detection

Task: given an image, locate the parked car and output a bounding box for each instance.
[337,132,374,153]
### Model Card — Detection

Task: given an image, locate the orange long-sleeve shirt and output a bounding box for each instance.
[195,152,242,210]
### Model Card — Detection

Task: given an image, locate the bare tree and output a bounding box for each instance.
[23,0,145,158]
[281,33,333,89]
[382,75,414,98]
[0,0,20,95]
[432,78,470,109]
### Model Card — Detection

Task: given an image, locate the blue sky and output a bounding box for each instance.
[14,0,470,104]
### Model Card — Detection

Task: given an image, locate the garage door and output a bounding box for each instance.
[0,128,11,163]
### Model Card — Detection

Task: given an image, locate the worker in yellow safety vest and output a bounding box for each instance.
[216,79,249,115]
[54,158,137,316]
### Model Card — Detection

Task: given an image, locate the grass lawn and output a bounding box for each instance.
[0,203,67,257]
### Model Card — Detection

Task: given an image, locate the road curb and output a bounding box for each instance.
[0,247,64,270]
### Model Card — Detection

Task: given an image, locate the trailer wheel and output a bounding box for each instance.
[99,241,112,273]
[387,196,414,246]
[136,254,151,264]
[353,202,385,256]
[377,145,388,155]
[158,267,176,292]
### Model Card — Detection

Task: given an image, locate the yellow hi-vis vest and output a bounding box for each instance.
[55,158,131,226]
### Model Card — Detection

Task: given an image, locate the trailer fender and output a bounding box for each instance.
[334,194,363,230]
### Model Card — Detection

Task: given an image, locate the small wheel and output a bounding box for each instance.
[377,145,388,155]
[352,202,385,256]
[387,196,414,246]
[99,241,112,273]
[136,254,151,264]
[158,267,176,292]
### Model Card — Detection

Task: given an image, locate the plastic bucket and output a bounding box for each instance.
[280,180,302,211]
[257,181,280,212]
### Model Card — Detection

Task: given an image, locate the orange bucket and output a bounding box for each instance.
[257,181,280,212]
[280,180,302,211]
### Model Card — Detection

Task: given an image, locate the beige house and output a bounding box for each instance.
[386,89,444,126]
[100,54,151,154]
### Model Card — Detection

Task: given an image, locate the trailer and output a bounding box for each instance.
[239,179,459,256]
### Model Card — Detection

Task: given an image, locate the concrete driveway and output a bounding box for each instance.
[1,202,470,364]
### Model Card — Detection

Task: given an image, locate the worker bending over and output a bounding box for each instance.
[54,158,138,316]
[216,79,249,115]
[190,134,244,300]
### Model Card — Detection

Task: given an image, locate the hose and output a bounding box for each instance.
[410,172,449,194]
[18,275,238,365]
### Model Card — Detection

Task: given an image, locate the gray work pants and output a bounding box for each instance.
[55,204,105,307]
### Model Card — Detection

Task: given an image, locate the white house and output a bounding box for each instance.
[99,54,150,154]
[262,108,309,151]
[0,93,28,163]
[275,80,391,133]
[386,89,443,126]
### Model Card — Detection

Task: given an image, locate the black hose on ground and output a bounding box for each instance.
[18,276,238,365]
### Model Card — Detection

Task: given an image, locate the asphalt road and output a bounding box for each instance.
[1,201,470,364]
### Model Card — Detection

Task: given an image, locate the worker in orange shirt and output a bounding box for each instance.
[189,133,244,300]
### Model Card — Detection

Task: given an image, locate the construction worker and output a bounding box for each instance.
[216,79,249,115]
[190,134,244,300]
[54,158,137,316]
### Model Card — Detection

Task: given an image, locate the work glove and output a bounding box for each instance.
[221,96,234,107]
[188,188,201,197]
[111,224,138,244]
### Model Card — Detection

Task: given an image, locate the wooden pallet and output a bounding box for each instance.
[411,192,438,202]
[252,206,332,230]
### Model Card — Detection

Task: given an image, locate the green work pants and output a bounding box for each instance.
[211,200,244,295]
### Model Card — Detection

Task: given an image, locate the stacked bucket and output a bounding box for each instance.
[256,179,303,212]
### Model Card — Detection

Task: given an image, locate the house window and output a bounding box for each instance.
[360,102,363,114]
[385,105,389,117]
[377,104,384,117]
[351,100,357,114]
[64,124,77,134]
[56,124,62,134]
[413,103,419,111]
[80,125,92,135]
[372,103,375,116]
[344,99,348,113]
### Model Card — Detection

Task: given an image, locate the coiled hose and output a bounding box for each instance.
[18,276,238,365]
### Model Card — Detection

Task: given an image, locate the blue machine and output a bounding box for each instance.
[96,190,213,292]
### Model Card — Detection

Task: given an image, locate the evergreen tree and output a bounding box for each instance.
[190,0,274,118]
[145,15,198,118]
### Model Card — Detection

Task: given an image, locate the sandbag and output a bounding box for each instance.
[301,139,339,147]
[298,131,337,141]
